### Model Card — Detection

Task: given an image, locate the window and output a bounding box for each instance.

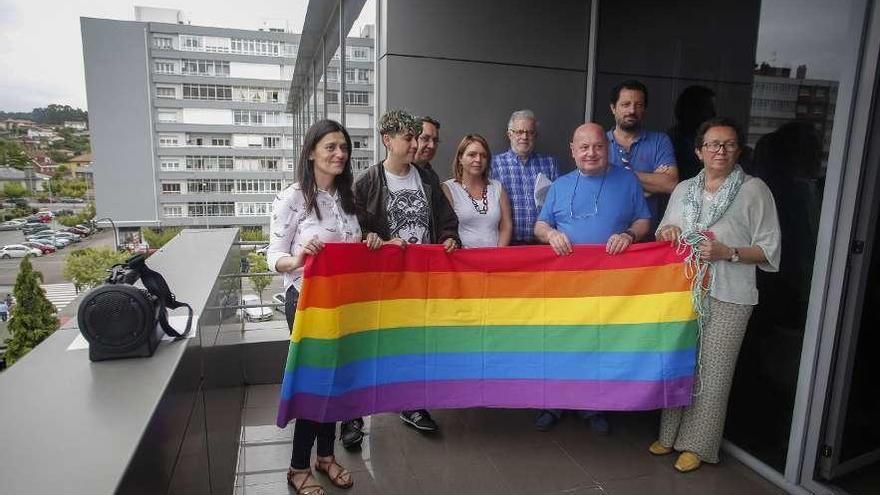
[185,155,234,171]
[158,134,179,146]
[161,183,181,194]
[347,46,368,60]
[180,35,203,51]
[352,156,371,171]
[154,61,175,74]
[325,67,339,82]
[357,69,371,83]
[160,159,181,171]
[204,36,230,53]
[345,68,356,83]
[352,137,369,149]
[236,179,282,194]
[263,136,281,148]
[181,59,230,77]
[325,90,339,105]
[236,202,272,216]
[230,38,280,56]
[182,84,232,100]
[157,110,178,123]
[163,205,184,217]
[211,137,230,146]
[233,110,282,126]
[345,91,369,106]
[153,37,173,49]
[283,43,298,57]
[156,86,176,98]
[187,179,235,193]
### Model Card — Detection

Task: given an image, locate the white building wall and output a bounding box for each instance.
[182,108,233,125]
[229,62,281,80]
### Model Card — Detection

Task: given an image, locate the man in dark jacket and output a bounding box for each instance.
[341,110,459,449]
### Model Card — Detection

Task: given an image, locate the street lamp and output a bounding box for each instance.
[95,217,119,251]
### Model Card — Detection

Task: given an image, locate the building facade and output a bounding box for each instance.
[80,10,374,236]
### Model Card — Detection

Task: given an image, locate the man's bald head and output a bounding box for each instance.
[570,123,609,175]
[571,123,606,144]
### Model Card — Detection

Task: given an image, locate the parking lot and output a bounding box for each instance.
[0,223,115,286]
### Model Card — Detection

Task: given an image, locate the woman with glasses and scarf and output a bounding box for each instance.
[650,117,781,473]
[441,134,513,248]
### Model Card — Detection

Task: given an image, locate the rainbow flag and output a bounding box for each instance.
[277,242,697,425]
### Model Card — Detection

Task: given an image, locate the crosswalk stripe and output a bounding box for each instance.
[40,283,78,312]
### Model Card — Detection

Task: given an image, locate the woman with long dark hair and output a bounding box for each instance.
[268,119,381,494]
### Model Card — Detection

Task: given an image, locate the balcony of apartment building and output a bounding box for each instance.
[0,228,790,495]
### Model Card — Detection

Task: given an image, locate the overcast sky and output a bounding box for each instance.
[0,0,374,112]
[0,0,858,113]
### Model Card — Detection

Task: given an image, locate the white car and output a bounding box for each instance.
[0,244,42,259]
[271,292,286,313]
[240,294,273,322]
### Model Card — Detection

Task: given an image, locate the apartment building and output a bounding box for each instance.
[81,8,374,237]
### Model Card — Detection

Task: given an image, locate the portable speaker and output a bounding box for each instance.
[77,284,163,362]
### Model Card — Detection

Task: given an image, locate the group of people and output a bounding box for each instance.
[267,79,781,494]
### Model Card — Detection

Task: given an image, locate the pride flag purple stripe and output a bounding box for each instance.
[277,377,694,425]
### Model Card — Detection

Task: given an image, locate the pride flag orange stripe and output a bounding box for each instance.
[298,263,689,309]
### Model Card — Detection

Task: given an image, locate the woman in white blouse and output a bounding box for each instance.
[268,119,382,495]
[650,117,781,473]
[441,134,513,247]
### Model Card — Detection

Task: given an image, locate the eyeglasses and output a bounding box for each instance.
[510,129,536,137]
[418,135,440,145]
[701,141,739,153]
[569,171,607,219]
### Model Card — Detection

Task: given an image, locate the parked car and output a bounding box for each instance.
[36,210,54,219]
[240,294,273,322]
[0,244,42,259]
[271,292,286,314]
[51,208,74,216]
[28,237,70,248]
[59,197,85,203]
[75,224,94,235]
[0,220,23,231]
[21,241,56,254]
[22,223,50,235]
[64,227,89,237]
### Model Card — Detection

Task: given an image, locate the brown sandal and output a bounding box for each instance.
[287,467,325,495]
[315,456,354,489]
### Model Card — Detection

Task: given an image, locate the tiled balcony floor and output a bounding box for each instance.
[235,384,787,495]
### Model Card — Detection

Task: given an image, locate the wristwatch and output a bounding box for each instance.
[729,248,741,263]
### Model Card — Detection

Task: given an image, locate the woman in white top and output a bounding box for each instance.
[268,119,382,495]
[441,134,513,247]
[649,117,780,473]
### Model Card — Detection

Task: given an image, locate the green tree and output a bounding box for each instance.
[0,138,31,170]
[2,182,27,199]
[56,202,96,227]
[3,257,60,366]
[62,247,129,293]
[247,252,272,304]
[240,229,268,242]
[142,227,182,249]
[52,163,71,178]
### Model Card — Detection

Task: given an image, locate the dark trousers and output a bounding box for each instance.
[285,285,337,468]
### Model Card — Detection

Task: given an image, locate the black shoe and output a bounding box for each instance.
[399,410,438,432]
[340,418,364,450]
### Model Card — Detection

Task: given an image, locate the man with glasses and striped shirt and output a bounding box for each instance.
[532,122,651,434]
[490,109,560,244]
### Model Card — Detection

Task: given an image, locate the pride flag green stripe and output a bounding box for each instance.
[285,320,698,369]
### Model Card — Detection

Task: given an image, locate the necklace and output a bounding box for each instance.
[459,181,488,215]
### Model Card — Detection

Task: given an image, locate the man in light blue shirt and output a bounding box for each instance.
[532,123,651,433]
[607,80,678,229]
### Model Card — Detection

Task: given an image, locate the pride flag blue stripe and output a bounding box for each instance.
[281,349,696,399]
